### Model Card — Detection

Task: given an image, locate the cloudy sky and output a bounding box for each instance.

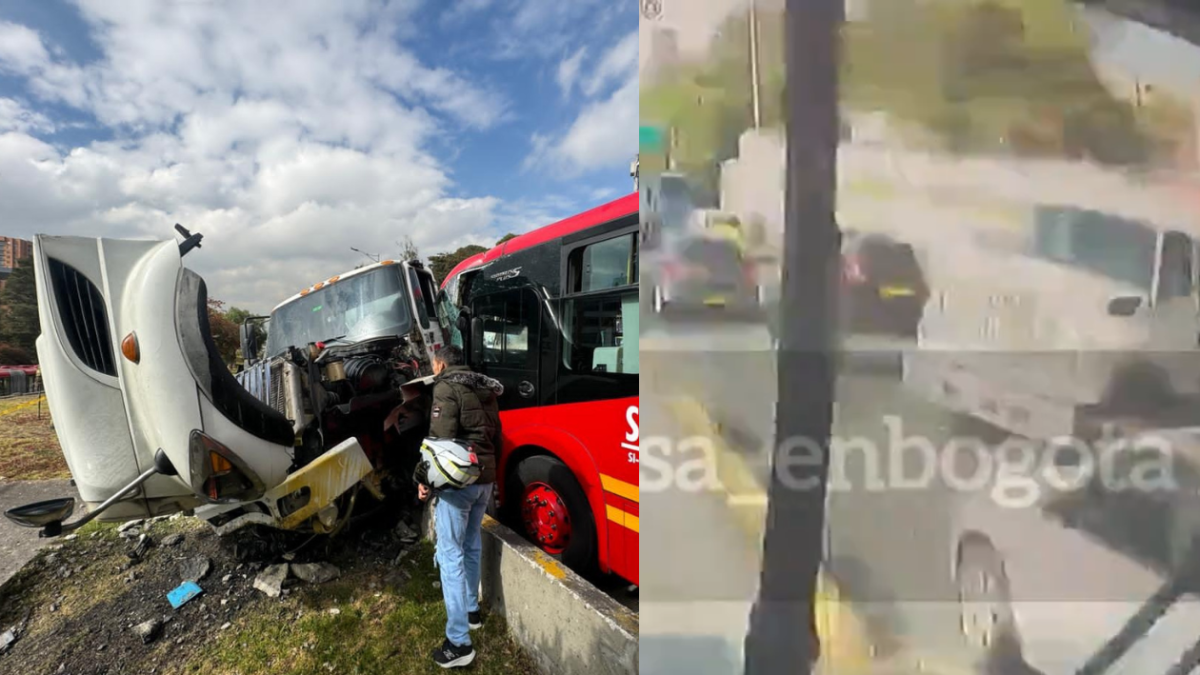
[0,0,636,311]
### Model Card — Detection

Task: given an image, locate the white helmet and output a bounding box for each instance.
[414,438,482,491]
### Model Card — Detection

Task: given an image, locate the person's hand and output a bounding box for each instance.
[418,484,430,501]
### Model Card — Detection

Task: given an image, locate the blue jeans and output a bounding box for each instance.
[434,482,494,647]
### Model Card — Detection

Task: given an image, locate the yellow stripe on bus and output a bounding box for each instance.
[606,504,639,533]
[600,474,639,503]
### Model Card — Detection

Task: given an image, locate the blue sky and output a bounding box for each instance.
[0,0,635,311]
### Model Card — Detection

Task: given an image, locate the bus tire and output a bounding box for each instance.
[506,455,598,577]
[956,535,1023,671]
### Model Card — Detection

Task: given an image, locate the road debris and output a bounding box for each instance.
[167,581,203,609]
[394,521,418,543]
[179,557,212,582]
[128,533,154,561]
[118,520,143,534]
[253,564,289,598]
[161,533,185,547]
[292,562,340,585]
[0,629,17,654]
[133,618,163,645]
[328,608,341,616]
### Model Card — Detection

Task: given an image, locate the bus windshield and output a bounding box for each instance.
[265,266,413,357]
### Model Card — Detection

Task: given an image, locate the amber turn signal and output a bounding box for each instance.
[121,332,140,363]
[210,451,233,476]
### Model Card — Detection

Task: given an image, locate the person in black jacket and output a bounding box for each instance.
[420,345,503,669]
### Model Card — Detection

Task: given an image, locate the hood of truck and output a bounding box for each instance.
[33,235,294,517]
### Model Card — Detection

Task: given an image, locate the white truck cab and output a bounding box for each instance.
[4,226,444,538]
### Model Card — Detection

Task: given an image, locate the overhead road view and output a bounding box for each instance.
[642,0,1200,673]
[0,1,638,673]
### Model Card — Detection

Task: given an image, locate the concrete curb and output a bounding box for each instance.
[421,504,637,675]
[663,396,877,675]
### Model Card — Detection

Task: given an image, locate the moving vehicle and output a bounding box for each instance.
[649,232,766,320]
[437,194,640,585]
[4,226,442,538]
[840,230,929,337]
[904,201,1200,442]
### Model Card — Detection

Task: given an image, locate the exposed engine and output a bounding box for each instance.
[240,336,432,476]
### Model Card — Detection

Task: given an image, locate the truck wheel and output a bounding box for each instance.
[957,536,1023,671]
[1102,363,1175,417]
[506,455,598,577]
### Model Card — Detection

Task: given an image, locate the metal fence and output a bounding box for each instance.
[0,367,43,398]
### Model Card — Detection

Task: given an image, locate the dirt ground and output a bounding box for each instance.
[0,395,69,481]
[0,505,538,675]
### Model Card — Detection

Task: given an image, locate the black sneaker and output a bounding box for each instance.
[432,638,475,668]
[468,611,483,630]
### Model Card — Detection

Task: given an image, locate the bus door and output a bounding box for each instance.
[470,287,543,411]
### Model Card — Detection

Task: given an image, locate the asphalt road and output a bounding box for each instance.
[0,479,78,588]
[642,314,1015,671]
[640,328,765,675]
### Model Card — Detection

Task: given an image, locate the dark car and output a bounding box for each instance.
[649,234,764,320]
[839,231,928,336]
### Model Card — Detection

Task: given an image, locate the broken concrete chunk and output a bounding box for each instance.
[180,557,212,582]
[118,520,143,533]
[221,622,231,631]
[64,534,78,541]
[134,618,163,645]
[128,534,153,561]
[161,533,185,547]
[222,574,232,583]
[328,608,341,615]
[394,521,418,541]
[0,629,16,654]
[292,562,340,585]
[253,564,288,598]
[282,552,296,562]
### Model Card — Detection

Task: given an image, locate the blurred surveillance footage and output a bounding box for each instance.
[641,0,1200,673]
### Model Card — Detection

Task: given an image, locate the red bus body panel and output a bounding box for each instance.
[441,193,640,585]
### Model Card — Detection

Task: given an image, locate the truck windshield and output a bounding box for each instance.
[1032,206,1158,291]
[265,266,413,357]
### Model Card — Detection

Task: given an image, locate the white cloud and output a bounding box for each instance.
[527,31,638,175]
[556,48,588,96]
[0,97,54,134]
[0,1,517,312]
[442,0,495,25]
[583,31,638,97]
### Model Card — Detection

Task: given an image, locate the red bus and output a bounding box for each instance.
[436,193,639,585]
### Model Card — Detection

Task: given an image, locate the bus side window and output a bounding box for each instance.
[473,291,533,368]
[561,233,639,378]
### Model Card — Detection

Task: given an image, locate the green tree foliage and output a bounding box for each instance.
[0,264,39,361]
[224,305,267,361]
[496,233,519,245]
[642,0,1178,168]
[0,343,34,365]
[428,244,488,283]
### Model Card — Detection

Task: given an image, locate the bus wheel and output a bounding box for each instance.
[509,456,597,576]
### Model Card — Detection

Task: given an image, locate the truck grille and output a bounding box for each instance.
[46,258,117,376]
[268,361,286,415]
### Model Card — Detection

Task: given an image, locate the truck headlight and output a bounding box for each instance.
[188,431,264,503]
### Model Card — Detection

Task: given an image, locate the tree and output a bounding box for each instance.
[0,343,34,364]
[0,263,39,361]
[206,298,240,365]
[225,305,267,360]
[398,235,420,262]
[428,244,488,282]
[496,233,519,245]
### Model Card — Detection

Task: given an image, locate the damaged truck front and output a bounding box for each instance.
[5,226,445,538]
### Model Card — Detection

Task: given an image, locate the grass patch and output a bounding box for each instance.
[199,543,536,675]
[0,395,68,481]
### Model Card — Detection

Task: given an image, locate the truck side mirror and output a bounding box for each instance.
[470,317,485,365]
[239,323,259,362]
[1107,296,1142,317]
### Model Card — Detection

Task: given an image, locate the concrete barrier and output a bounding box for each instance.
[420,505,638,675]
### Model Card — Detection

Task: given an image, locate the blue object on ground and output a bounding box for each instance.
[167,580,203,609]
